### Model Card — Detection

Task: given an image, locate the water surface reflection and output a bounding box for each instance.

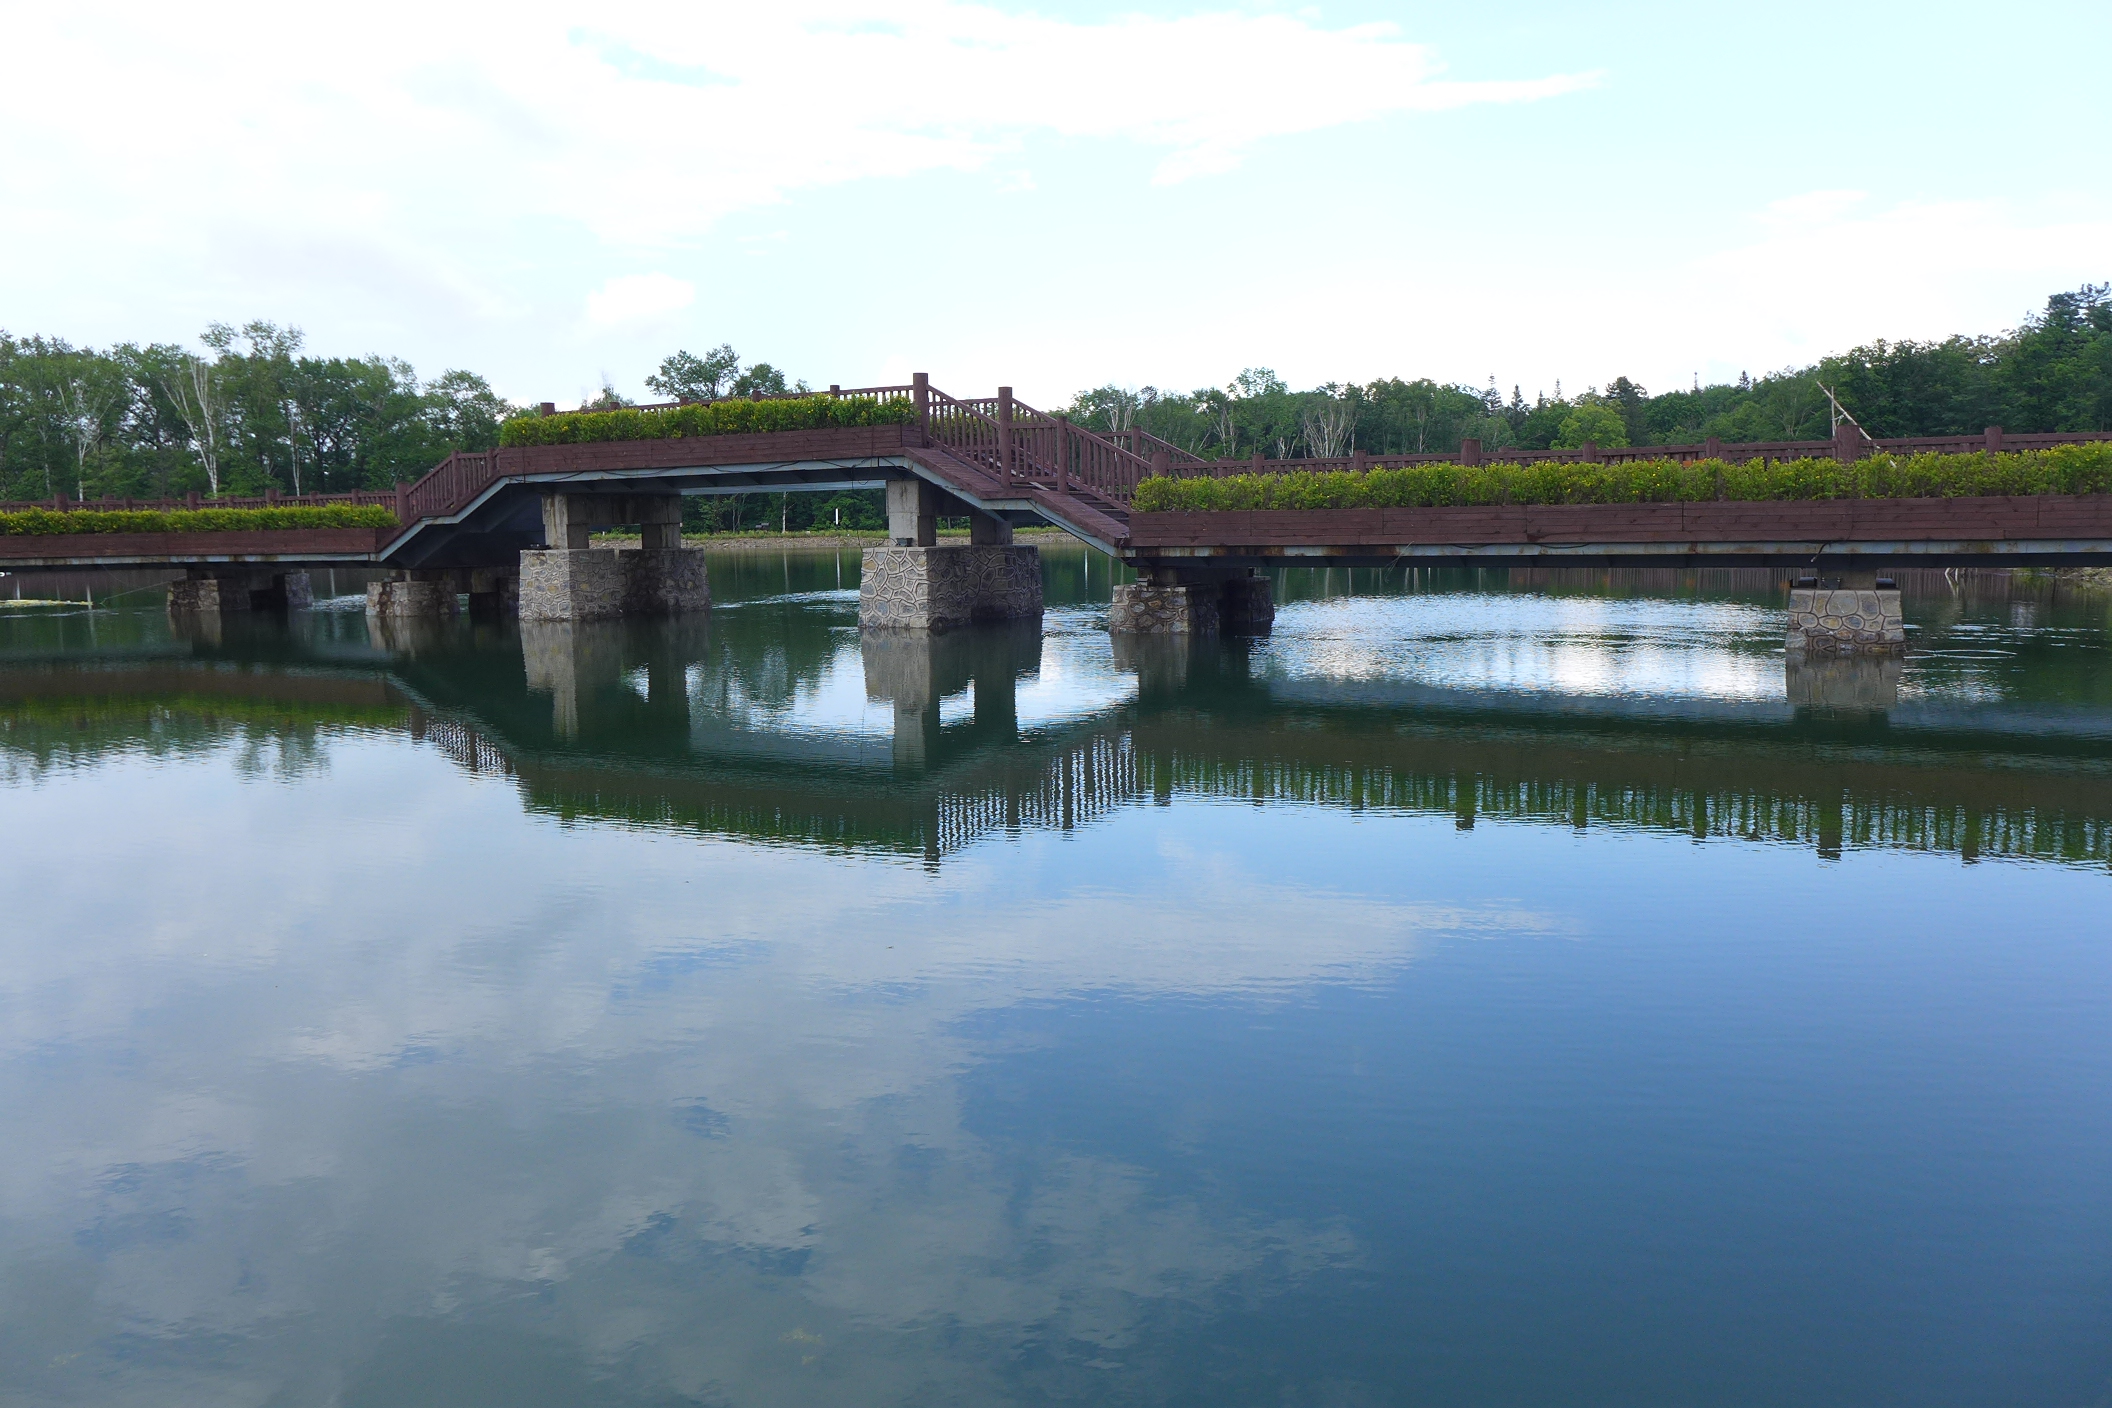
[2,554,2109,1405]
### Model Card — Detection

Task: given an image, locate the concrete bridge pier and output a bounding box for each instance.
[520,493,710,622]
[858,479,1041,630]
[168,567,313,615]
[1110,564,1273,635]
[1786,570,1905,654]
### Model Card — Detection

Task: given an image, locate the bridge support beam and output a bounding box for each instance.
[519,493,710,622]
[168,568,312,615]
[1110,566,1273,635]
[1786,572,1905,654]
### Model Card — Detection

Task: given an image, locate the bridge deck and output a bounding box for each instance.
[1127,497,2112,568]
[6,383,2111,572]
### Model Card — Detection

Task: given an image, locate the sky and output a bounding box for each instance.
[2,0,2107,408]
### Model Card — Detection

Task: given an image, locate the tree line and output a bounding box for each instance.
[0,321,506,504]
[1062,283,2112,459]
[4,284,2105,513]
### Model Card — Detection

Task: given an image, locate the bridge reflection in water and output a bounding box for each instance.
[4,569,2109,872]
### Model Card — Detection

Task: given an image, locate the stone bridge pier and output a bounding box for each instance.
[1786,571,1906,654]
[520,493,710,622]
[858,479,1041,630]
[168,567,313,615]
[1110,564,1273,635]
[366,566,519,619]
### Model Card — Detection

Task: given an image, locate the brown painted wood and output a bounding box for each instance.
[498,426,914,478]
[0,528,392,562]
[1127,495,2112,551]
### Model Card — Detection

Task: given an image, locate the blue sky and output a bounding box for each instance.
[3,0,2105,407]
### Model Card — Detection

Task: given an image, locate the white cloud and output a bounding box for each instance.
[1681,191,2112,361]
[0,0,1585,256]
[1054,190,2112,405]
[584,271,695,325]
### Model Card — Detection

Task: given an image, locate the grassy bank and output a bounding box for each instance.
[1130,444,2112,512]
[501,395,915,448]
[0,505,399,535]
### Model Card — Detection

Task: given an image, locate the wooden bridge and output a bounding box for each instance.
[5,378,2112,578]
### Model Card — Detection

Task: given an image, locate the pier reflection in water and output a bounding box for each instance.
[356,560,2112,870]
[2,551,2111,1405]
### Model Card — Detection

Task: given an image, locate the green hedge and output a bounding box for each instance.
[1130,443,2112,512]
[0,505,399,535]
[500,394,917,448]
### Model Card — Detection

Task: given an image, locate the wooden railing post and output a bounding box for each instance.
[1055,414,1071,492]
[1834,420,1860,464]
[1985,425,2004,454]
[912,372,930,438]
[1460,438,1483,467]
[1582,440,1601,464]
[1152,449,1171,478]
[1704,436,1723,460]
[394,482,410,522]
[997,386,1015,487]
[1250,451,1263,478]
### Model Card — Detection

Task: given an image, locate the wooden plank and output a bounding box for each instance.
[1377,507,1529,543]
[1126,495,2112,553]
[1528,504,1688,542]
[0,528,391,561]
[502,425,910,477]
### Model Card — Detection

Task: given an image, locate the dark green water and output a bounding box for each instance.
[2,548,2110,1406]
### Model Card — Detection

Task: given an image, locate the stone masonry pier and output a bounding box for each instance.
[859,478,1041,630]
[1110,566,1273,635]
[1786,575,1906,654]
[519,493,711,623]
[168,568,313,615]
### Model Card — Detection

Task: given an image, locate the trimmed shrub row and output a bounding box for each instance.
[0,505,400,535]
[500,395,917,448]
[1130,444,2112,512]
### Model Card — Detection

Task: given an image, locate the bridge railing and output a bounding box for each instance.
[550,384,917,416]
[919,385,1155,509]
[1118,427,1210,468]
[400,451,500,524]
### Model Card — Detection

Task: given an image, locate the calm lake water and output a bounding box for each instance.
[3,548,2110,1407]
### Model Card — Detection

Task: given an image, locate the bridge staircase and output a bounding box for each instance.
[898,382,1145,552]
